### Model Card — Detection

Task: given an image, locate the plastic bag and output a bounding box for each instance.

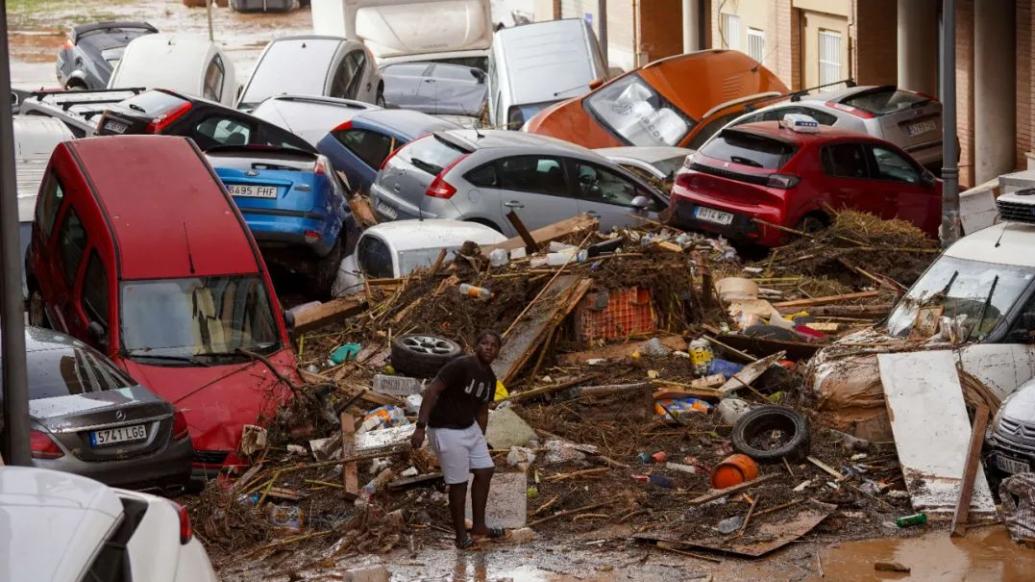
[359,405,409,433]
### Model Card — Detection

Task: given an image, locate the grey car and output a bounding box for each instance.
[55,21,158,90]
[250,94,381,147]
[20,327,193,491]
[381,62,487,117]
[369,129,668,236]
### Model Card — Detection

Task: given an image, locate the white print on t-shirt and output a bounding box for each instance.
[464,379,489,400]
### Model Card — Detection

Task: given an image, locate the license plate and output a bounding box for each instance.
[90,424,147,447]
[103,120,128,134]
[994,454,1031,475]
[695,206,734,226]
[375,200,398,220]
[906,119,937,137]
[229,184,278,199]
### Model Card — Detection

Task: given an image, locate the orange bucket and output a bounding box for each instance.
[710,454,760,489]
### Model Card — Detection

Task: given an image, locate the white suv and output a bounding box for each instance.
[0,466,218,582]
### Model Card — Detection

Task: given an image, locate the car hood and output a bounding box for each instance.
[1002,383,1035,424]
[29,386,169,432]
[120,350,297,453]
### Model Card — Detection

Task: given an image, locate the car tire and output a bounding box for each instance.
[310,234,345,298]
[731,405,810,463]
[391,334,462,378]
[796,214,827,234]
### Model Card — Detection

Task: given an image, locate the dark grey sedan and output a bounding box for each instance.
[20,327,193,491]
[55,21,158,90]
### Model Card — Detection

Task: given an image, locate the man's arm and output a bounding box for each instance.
[476,401,489,435]
[410,378,445,449]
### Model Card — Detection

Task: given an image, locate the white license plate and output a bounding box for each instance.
[229,184,278,199]
[375,201,398,220]
[90,424,147,447]
[906,120,937,137]
[103,120,128,134]
[994,454,1030,474]
[695,206,734,226]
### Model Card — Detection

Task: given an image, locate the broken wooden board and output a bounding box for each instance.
[482,214,598,253]
[558,335,688,366]
[372,374,423,397]
[493,275,591,385]
[348,196,378,227]
[878,351,997,522]
[718,351,787,396]
[293,296,368,332]
[634,500,836,557]
[354,424,415,458]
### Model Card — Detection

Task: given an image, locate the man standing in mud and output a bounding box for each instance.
[410,330,503,549]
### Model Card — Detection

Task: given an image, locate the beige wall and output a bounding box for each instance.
[559,0,638,71]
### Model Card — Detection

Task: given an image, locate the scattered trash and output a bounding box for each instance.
[328,343,363,365]
[711,454,760,489]
[1000,473,1035,543]
[372,374,423,396]
[717,515,744,534]
[507,446,537,467]
[717,398,752,425]
[543,439,588,465]
[239,424,268,457]
[731,405,810,462]
[459,283,493,300]
[359,405,410,433]
[895,513,928,528]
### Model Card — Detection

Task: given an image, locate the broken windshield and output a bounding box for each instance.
[585,74,694,147]
[886,256,1034,339]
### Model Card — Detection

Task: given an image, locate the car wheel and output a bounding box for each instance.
[731,405,810,463]
[375,88,386,107]
[28,290,48,328]
[65,80,87,91]
[310,234,345,298]
[391,334,462,378]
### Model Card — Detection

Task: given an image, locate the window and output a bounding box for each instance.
[585,74,694,146]
[36,174,65,239]
[26,346,131,400]
[239,39,341,107]
[465,163,498,188]
[747,28,766,62]
[1005,292,1035,343]
[194,116,252,147]
[330,50,366,99]
[687,111,745,149]
[58,208,86,285]
[357,236,393,279]
[398,136,467,177]
[699,130,797,170]
[572,161,649,208]
[721,13,742,51]
[82,252,109,327]
[203,55,225,102]
[739,106,838,127]
[335,128,395,169]
[822,144,869,179]
[818,30,843,87]
[497,156,568,196]
[842,88,933,115]
[870,146,920,184]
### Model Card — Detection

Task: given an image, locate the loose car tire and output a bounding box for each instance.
[391,334,462,378]
[731,405,810,463]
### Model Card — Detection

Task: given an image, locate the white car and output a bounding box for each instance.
[0,466,218,582]
[108,34,238,107]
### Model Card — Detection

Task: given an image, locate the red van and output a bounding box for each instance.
[26,135,300,475]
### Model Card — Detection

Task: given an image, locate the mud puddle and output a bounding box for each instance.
[815,526,1035,581]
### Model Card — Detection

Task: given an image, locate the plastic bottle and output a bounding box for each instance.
[356,468,397,506]
[689,338,714,376]
[459,283,492,300]
[895,512,928,528]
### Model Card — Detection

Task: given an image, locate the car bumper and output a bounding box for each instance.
[671,196,785,247]
[240,210,340,256]
[369,182,451,222]
[32,435,194,491]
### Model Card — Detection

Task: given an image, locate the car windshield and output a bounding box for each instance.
[886,256,1035,339]
[585,74,694,146]
[698,130,796,169]
[121,276,279,362]
[21,346,132,399]
[241,40,340,107]
[841,88,931,116]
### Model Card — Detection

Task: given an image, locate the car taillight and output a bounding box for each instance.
[424,153,469,199]
[63,39,74,50]
[304,230,321,244]
[172,411,190,441]
[146,102,193,134]
[826,100,875,119]
[767,173,800,189]
[30,429,64,459]
[332,120,352,132]
[173,501,192,544]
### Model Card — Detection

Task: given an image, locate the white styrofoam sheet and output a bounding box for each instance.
[878,351,996,521]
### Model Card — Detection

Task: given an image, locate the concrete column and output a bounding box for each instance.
[974,2,1016,184]
[897,0,938,95]
[683,0,700,52]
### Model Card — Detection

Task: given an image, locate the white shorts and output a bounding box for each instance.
[428,423,495,485]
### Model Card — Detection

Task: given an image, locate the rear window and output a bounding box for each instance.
[398,135,467,177]
[698,130,797,170]
[26,346,131,399]
[841,89,930,115]
[241,40,340,107]
[118,91,189,118]
[357,235,394,279]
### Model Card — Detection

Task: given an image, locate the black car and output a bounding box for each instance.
[96,89,316,153]
[17,327,194,491]
[56,21,158,90]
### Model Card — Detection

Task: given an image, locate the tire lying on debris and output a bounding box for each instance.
[731,405,810,463]
[390,334,463,378]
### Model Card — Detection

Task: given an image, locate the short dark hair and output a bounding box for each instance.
[476,330,503,346]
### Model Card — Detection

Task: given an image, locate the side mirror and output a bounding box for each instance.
[921,170,937,186]
[87,321,108,350]
[588,78,605,91]
[630,195,650,210]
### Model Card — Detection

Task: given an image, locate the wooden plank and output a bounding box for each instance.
[340,412,358,495]
[688,474,778,505]
[772,291,881,309]
[879,351,997,522]
[506,210,541,254]
[292,296,368,332]
[482,214,598,253]
[951,404,990,537]
[348,195,378,227]
[492,275,590,385]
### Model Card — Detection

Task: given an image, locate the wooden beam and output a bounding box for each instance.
[951,404,990,537]
[772,291,881,309]
[506,210,541,254]
[482,214,598,253]
[292,296,368,332]
[340,412,358,495]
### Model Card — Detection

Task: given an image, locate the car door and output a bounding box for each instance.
[476,155,579,236]
[30,173,70,328]
[330,49,371,102]
[383,63,432,109]
[76,250,113,352]
[50,202,89,337]
[864,143,940,235]
[818,142,888,219]
[567,158,665,231]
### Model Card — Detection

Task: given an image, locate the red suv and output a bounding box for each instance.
[26,135,300,477]
[670,119,942,246]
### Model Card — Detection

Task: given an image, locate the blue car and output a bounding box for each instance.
[317,109,460,195]
[207,145,351,296]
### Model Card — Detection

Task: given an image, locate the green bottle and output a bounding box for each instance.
[895,512,928,527]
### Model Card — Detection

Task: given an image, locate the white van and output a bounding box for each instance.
[311,0,493,69]
[108,34,238,106]
[487,19,607,129]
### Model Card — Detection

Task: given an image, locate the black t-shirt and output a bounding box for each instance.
[428,355,496,429]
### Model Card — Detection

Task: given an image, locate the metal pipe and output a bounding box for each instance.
[0,0,31,466]
[598,0,608,69]
[683,0,700,52]
[939,0,960,246]
[207,0,215,42]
